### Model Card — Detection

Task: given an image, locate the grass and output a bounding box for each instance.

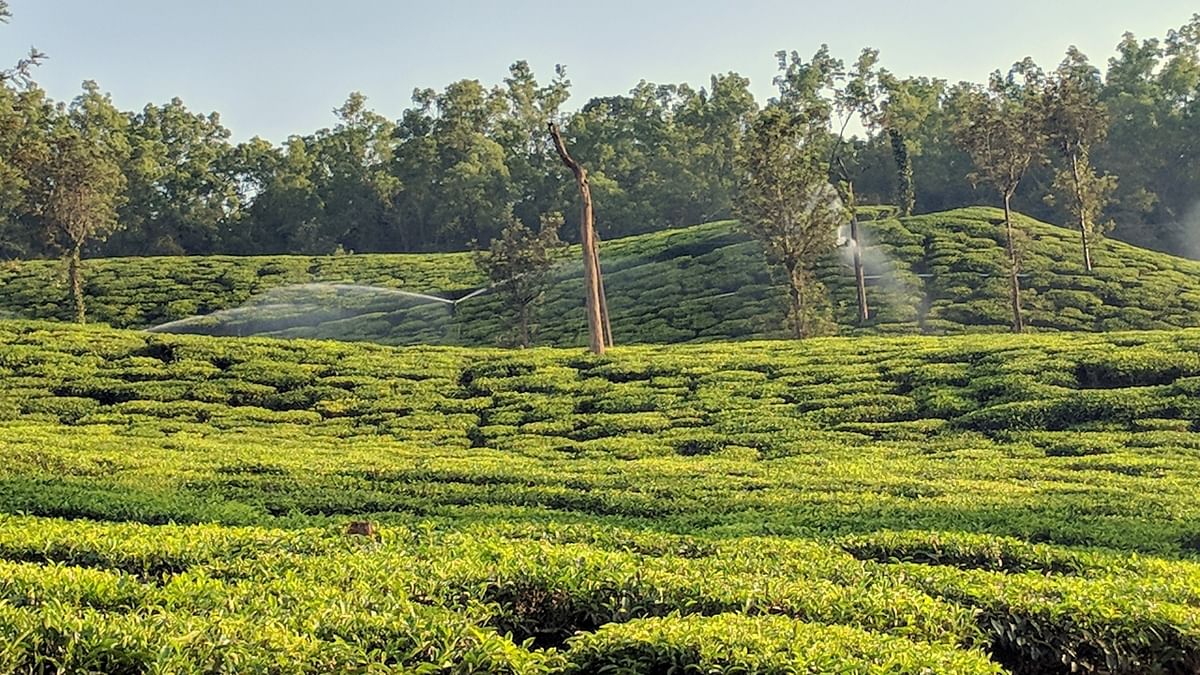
[1,319,1200,672]
[3,207,1200,345]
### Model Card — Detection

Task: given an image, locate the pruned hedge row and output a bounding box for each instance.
[2,323,1200,670]
[3,515,1200,673]
[563,615,1003,674]
[8,320,1200,441]
[4,207,1200,346]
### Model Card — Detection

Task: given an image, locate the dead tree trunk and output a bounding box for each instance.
[550,122,608,354]
[593,242,613,346]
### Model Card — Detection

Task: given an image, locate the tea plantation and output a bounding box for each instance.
[4,207,1200,345]
[2,319,1200,672]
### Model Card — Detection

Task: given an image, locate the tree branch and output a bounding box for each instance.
[548,122,583,180]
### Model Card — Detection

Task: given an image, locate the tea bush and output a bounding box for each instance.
[0,321,1199,671]
[4,208,1200,346]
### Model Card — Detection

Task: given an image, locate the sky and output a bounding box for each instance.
[2,0,1197,143]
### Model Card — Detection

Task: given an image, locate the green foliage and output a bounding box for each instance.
[2,18,1200,259]
[1,322,1200,669]
[472,216,566,347]
[736,106,845,338]
[20,82,130,323]
[564,614,1002,674]
[5,207,1200,344]
[1045,47,1118,271]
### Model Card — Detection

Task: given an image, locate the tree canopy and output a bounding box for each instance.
[1,13,1199,261]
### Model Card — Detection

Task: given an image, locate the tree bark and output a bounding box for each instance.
[549,122,607,354]
[589,237,613,346]
[786,259,805,339]
[1070,152,1093,273]
[1002,193,1024,333]
[889,129,915,217]
[517,303,531,348]
[68,243,85,324]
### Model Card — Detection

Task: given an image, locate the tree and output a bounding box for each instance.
[311,93,401,252]
[0,85,50,258]
[25,83,128,322]
[111,97,239,255]
[0,1,45,88]
[833,47,881,324]
[1046,48,1117,272]
[497,61,572,231]
[1094,16,1199,253]
[550,121,610,354]
[675,73,759,224]
[562,73,756,242]
[951,60,1049,333]
[877,75,945,216]
[472,215,565,347]
[391,79,514,251]
[0,1,46,257]
[736,106,846,339]
[239,135,323,253]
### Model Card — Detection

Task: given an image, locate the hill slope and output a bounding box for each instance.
[3,207,1200,345]
[1,321,1200,671]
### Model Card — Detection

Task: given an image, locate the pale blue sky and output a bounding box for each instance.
[3,1,1196,142]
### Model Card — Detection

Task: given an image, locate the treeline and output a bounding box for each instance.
[1,9,1198,260]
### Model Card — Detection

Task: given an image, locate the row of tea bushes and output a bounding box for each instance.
[5,208,1200,345]
[4,323,1200,670]
[3,514,1199,673]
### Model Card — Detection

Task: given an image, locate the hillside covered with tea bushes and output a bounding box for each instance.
[3,207,1200,346]
[2,320,1200,672]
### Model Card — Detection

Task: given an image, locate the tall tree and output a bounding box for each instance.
[0,1,46,257]
[1046,48,1117,272]
[25,83,129,322]
[1097,16,1199,252]
[877,74,945,216]
[951,60,1049,333]
[497,61,572,231]
[736,106,845,339]
[675,73,759,223]
[111,98,238,255]
[392,79,513,251]
[565,74,756,240]
[567,82,696,238]
[833,47,880,324]
[0,1,44,87]
[471,214,565,347]
[220,136,283,253]
[0,85,50,258]
[240,136,322,253]
[311,93,401,252]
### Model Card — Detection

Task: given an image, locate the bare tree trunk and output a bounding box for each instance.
[797,271,808,339]
[786,260,805,339]
[846,183,869,324]
[550,122,607,354]
[517,303,531,348]
[590,237,613,346]
[1070,152,1093,273]
[889,129,915,217]
[1002,193,1024,333]
[68,244,85,324]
